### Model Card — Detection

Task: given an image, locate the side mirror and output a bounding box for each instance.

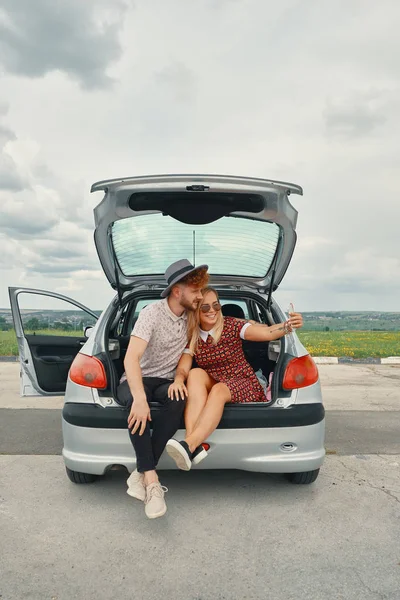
[84,326,94,338]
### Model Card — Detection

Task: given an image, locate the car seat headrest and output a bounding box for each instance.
[221,303,245,319]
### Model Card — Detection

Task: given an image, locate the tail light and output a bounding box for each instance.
[282,354,319,390]
[69,353,107,389]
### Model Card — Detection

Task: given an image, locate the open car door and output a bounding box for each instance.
[8,288,98,397]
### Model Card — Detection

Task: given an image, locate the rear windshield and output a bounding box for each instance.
[112,214,280,278]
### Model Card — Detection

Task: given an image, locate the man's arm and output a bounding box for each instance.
[168,353,193,400]
[124,336,150,436]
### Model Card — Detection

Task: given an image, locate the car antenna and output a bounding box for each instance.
[193,230,196,266]
[266,241,280,312]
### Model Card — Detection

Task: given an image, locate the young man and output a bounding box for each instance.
[117,259,209,519]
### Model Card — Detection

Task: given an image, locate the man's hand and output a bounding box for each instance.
[168,379,188,401]
[127,395,151,436]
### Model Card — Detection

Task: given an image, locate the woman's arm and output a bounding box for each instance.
[243,312,303,342]
[168,353,193,400]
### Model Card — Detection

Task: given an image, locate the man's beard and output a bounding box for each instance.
[180,295,199,312]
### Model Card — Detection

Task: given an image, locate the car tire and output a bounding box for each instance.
[66,467,98,484]
[286,469,320,484]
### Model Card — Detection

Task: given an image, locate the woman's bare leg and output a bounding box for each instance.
[185,382,231,453]
[185,369,215,434]
[184,368,215,436]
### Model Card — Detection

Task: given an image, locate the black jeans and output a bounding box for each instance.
[117,377,186,473]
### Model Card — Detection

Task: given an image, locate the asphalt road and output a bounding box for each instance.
[1,407,400,456]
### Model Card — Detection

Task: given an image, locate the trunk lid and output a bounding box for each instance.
[91,174,302,293]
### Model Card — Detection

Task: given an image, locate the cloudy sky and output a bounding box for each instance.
[1,0,399,312]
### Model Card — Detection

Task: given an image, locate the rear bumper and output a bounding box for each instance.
[62,401,325,430]
[62,402,325,475]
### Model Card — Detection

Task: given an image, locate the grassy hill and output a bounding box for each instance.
[302,312,400,332]
[1,327,399,359]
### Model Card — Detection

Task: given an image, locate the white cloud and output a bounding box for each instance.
[1,0,400,311]
[324,91,387,138]
[54,270,105,294]
[0,0,127,89]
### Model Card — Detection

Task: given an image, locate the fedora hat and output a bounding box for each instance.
[161,259,208,298]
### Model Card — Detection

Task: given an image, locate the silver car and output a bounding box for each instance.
[9,174,325,485]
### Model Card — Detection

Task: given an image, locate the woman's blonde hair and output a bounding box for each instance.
[187,287,224,355]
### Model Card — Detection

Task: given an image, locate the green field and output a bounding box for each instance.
[0,329,81,357]
[297,330,400,359]
[1,328,400,359]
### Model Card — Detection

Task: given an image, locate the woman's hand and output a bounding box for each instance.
[168,379,188,401]
[288,312,303,330]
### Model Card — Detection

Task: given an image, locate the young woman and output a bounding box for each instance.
[165,287,303,470]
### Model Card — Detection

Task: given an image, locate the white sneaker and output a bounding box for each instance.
[126,469,146,501]
[145,482,168,519]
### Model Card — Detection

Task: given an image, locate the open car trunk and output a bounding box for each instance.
[101,289,284,407]
[88,173,304,417]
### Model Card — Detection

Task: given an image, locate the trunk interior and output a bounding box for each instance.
[102,289,283,405]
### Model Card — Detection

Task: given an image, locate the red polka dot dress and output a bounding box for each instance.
[194,317,266,403]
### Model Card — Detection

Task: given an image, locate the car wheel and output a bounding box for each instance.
[66,467,98,484]
[286,469,320,484]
